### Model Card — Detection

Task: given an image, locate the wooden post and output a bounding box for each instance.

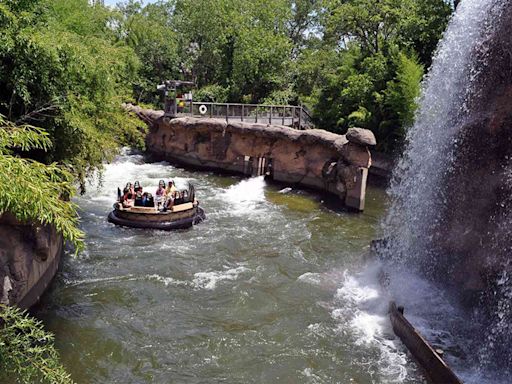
[255,106,258,123]
[269,106,273,125]
[226,104,229,123]
[298,107,302,130]
[241,104,244,122]
[282,106,285,126]
[210,103,213,118]
[291,107,295,128]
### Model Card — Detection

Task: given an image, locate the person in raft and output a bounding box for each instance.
[164,191,178,210]
[134,181,143,193]
[121,182,135,207]
[165,180,177,197]
[155,180,166,209]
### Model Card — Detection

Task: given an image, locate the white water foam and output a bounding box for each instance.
[147,274,192,288]
[222,176,267,215]
[192,266,249,290]
[332,263,412,383]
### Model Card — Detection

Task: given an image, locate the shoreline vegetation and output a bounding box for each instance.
[0,0,453,382]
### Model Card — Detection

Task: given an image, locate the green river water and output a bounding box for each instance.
[36,150,424,384]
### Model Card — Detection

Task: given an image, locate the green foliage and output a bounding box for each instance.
[114,0,179,104]
[194,85,230,103]
[262,87,296,105]
[111,0,451,153]
[386,53,424,129]
[0,0,145,187]
[0,116,84,250]
[0,305,73,384]
[308,0,451,151]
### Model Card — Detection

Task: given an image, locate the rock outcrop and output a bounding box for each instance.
[346,127,377,146]
[126,104,375,210]
[0,213,63,309]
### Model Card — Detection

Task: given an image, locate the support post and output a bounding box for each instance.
[269,106,273,125]
[345,167,368,211]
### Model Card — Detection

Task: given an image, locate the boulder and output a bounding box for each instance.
[346,127,376,146]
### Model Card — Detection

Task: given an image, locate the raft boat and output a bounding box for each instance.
[108,182,205,230]
[108,202,205,230]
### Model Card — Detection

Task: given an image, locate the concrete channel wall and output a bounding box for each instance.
[126,104,376,211]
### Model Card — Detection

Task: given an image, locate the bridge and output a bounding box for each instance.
[175,101,314,130]
[157,80,314,130]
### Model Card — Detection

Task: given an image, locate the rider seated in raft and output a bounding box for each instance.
[164,190,189,210]
[165,180,177,197]
[121,182,135,207]
[155,180,166,209]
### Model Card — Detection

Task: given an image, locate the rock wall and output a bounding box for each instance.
[126,104,376,210]
[429,4,512,296]
[0,213,63,309]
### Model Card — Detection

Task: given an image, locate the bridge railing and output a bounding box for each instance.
[177,101,313,130]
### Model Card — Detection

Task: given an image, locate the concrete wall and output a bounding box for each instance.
[127,104,375,211]
[0,213,63,309]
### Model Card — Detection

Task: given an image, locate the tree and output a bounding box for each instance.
[0,0,145,188]
[114,0,180,104]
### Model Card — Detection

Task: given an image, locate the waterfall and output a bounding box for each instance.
[381,0,512,379]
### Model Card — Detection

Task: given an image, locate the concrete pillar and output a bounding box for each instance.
[345,167,368,211]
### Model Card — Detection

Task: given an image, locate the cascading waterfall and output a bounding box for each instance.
[382,0,512,379]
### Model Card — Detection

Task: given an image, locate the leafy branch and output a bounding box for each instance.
[0,305,74,384]
[0,116,84,251]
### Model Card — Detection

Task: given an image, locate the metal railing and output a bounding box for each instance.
[176,102,314,130]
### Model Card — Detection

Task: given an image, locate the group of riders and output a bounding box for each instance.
[120,180,190,210]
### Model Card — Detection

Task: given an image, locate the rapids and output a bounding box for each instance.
[35,150,424,383]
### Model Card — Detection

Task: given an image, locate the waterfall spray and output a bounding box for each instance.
[382,0,511,378]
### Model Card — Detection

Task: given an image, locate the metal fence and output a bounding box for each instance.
[176,102,314,130]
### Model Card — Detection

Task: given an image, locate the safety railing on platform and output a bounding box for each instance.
[177,102,314,130]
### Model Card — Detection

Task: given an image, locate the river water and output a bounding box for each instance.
[36,150,424,383]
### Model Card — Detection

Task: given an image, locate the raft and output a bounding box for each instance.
[108,202,205,230]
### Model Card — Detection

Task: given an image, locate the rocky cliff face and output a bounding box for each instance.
[428,4,512,295]
[0,213,63,309]
[126,104,375,210]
